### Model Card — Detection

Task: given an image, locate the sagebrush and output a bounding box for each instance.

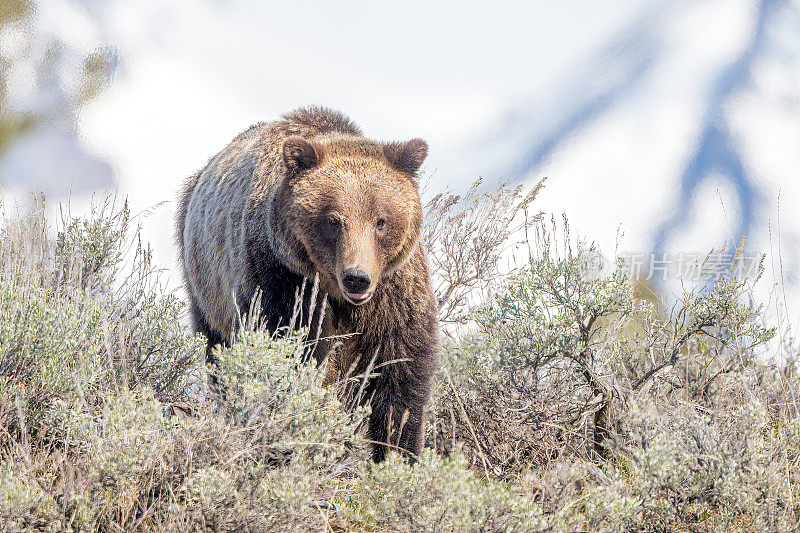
[0,188,797,532]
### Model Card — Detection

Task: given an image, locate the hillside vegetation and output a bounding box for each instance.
[1,187,798,532]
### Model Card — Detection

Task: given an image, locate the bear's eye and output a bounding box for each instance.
[326,216,342,229]
[376,218,386,231]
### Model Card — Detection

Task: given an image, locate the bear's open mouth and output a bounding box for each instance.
[344,291,372,304]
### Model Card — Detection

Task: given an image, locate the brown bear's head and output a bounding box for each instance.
[276,135,427,306]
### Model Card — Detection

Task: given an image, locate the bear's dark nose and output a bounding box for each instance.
[342,268,371,293]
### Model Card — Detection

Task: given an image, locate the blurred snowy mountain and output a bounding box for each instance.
[0,125,113,196]
[0,2,117,198]
[479,0,799,257]
[485,0,800,331]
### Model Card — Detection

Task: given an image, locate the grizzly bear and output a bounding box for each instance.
[176,106,438,462]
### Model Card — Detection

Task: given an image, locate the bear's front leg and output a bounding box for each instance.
[368,361,434,463]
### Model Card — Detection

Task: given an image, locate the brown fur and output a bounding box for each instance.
[176,106,438,461]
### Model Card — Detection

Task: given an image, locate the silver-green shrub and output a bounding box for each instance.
[0,191,797,532]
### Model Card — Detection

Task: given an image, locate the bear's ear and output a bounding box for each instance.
[383,138,428,176]
[283,137,322,172]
